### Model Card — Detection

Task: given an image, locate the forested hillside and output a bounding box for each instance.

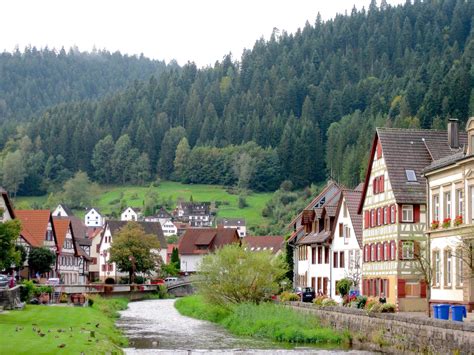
[0,47,167,121]
[1,0,473,197]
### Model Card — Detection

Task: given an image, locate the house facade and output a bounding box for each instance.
[121,207,138,221]
[176,202,212,227]
[423,118,474,311]
[178,227,240,272]
[217,218,247,237]
[85,208,104,227]
[358,126,467,311]
[161,219,178,237]
[52,204,74,218]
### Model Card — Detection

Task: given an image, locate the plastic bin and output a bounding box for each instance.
[451,305,467,322]
[438,304,450,320]
[432,304,439,319]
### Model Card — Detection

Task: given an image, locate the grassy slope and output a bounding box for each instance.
[15,181,272,230]
[0,297,128,354]
[175,295,347,345]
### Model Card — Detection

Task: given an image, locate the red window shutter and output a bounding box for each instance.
[371,209,375,227]
[397,279,406,298]
[379,243,383,261]
[383,207,387,225]
[385,279,389,297]
[414,204,420,223]
[398,240,404,260]
[373,178,376,194]
[398,204,403,223]
[380,175,384,192]
[392,241,396,261]
[420,279,427,298]
[364,211,370,229]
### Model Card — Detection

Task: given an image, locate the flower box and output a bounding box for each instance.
[442,218,451,228]
[431,220,439,229]
[454,215,463,226]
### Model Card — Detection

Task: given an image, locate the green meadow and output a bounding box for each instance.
[15,181,272,230]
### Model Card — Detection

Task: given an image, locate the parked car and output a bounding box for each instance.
[46,278,60,286]
[164,277,178,284]
[301,287,316,302]
[0,274,8,289]
[150,279,165,285]
[293,286,303,299]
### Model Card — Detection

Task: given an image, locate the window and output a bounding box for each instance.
[444,192,451,220]
[390,205,396,223]
[384,242,389,261]
[405,169,417,182]
[383,207,388,225]
[96,245,100,253]
[324,246,329,264]
[377,208,382,226]
[402,241,414,259]
[344,226,350,244]
[364,245,369,262]
[390,241,396,260]
[343,201,347,218]
[377,243,383,261]
[317,246,322,264]
[333,252,338,268]
[444,249,452,287]
[402,205,413,222]
[456,189,464,218]
[433,194,440,221]
[102,265,106,272]
[370,209,375,227]
[339,251,345,268]
[311,247,316,264]
[405,280,421,297]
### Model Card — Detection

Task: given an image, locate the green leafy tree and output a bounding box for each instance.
[92,135,115,183]
[62,171,99,209]
[197,244,288,306]
[0,219,22,271]
[157,127,186,179]
[28,247,56,276]
[112,134,132,184]
[2,150,27,197]
[173,137,190,181]
[109,222,162,283]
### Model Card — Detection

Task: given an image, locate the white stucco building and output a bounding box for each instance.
[85,208,104,227]
[121,207,138,221]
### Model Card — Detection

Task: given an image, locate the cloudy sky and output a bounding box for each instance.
[1,0,404,67]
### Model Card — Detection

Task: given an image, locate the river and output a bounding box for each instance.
[117,299,373,355]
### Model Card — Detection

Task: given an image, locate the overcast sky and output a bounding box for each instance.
[1,0,405,67]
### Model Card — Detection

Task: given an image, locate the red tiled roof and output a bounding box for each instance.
[53,218,70,251]
[178,228,240,255]
[15,210,54,247]
[243,236,284,254]
[301,210,315,225]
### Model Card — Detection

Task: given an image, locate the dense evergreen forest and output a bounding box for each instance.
[0,0,473,198]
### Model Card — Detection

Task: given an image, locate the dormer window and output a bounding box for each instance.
[405,169,417,182]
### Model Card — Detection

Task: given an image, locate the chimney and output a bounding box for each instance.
[448,118,459,149]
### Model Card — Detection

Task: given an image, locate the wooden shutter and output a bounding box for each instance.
[397,279,406,298]
[398,204,403,222]
[333,252,338,268]
[373,178,377,194]
[420,279,427,298]
[414,204,420,223]
[398,240,404,260]
[380,175,385,192]
[414,241,420,259]
[392,240,396,261]
[364,211,370,229]
[339,223,343,237]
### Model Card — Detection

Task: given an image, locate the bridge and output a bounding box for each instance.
[166,278,200,297]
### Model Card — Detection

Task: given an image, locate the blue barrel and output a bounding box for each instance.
[432,304,439,319]
[451,305,467,322]
[438,304,450,320]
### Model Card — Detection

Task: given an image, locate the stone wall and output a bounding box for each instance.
[287,302,474,354]
[0,286,22,310]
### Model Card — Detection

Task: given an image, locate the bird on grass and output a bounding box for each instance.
[95,323,100,328]
[58,344,66,348]
[39,333,45,337]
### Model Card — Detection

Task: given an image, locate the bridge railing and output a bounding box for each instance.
[53,284,159,294]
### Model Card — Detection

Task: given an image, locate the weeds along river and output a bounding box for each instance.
[117,299,373,355]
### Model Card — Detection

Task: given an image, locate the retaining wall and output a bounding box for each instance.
[287,302,474,354]
[0,286,22,310]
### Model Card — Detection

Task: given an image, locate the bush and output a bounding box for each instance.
[20,280,35,302]
[321,298,338,307]
[155,284,169,299]
[34,285,53,296]
[336,279,352,298]
[381,303,396,313]
[368,303,383,313]
[109,198,120,205]
[364,298,378,312]
[313,295,328,306]
[279,291,300,302]
[238,196,248,209]
[355,295,367,309]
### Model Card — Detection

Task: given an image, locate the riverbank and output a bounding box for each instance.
[0,296,128,354]
[175,295,348,345]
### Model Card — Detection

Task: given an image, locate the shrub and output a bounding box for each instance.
[238,196,248,209]
[154,285,169,299]
[321,298,338,307]
[355,295,368,309]
[349,301,358,308]
[313,295,328,306]
[20,280,35,302]
[279,291,300,302]
[109,198,120,205]
[336,279,353,299]
[34,285,53,296]
[381,303,396,313]
[368,303,383,313]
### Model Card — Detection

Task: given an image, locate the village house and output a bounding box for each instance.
[121,207,138,221]
[98,221,166,282]
[357,125,469,311]
[53,218,89,284]
[84,207,104,227]
[15,210,58,279]
[423,118,474,311]
[217,218,247,237]
[175,201,212,227]
[178,227,240,273]
[243,236,284,255]
[287,181,341,288]
[88,228,104,282]
[330,187,363,302]
[52,204,74,218]
[160,219,178,237]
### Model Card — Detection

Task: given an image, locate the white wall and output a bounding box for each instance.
[180,254,203,272]
[85,209,104,227]
[121,208,138,221]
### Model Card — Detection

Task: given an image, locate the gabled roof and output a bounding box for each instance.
[104,220,166,248]
[57,204,74,216]
[86,207,102,215]
[15,210,56,247]
[243,236,284,254]
[122,206,137,214]
[298,231,331,245]
[358,128,467,212]
[333,189,363,248]
[216,218,246,226]
[53,218,78,255]
[156,207,172,219]
[178,228,240,255]
[0,188,15,219]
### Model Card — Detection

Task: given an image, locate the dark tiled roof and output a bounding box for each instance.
[156,207,172,219]
[243,236,284,254]
[298,231,331,245]
[423,151,467,174]
[58,204,74,216]
[216,218,246,226]
[178,228,240,255]
[301,210,315,224]
[106,220,166,248]
[56,215,87,239]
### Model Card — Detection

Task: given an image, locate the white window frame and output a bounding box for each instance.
[402,205,413,222]
[402,241,414,259]
[444,191,451,220]
[445,249,452,288]
[433,194,439,221]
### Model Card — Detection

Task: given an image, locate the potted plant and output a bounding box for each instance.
[454,215,463,226]
[431,220,440,229]
[442,217,451,228]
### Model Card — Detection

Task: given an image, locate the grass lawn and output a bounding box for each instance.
[0,297,128,354]
[15,181,273,230]
[175,295,348,345]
